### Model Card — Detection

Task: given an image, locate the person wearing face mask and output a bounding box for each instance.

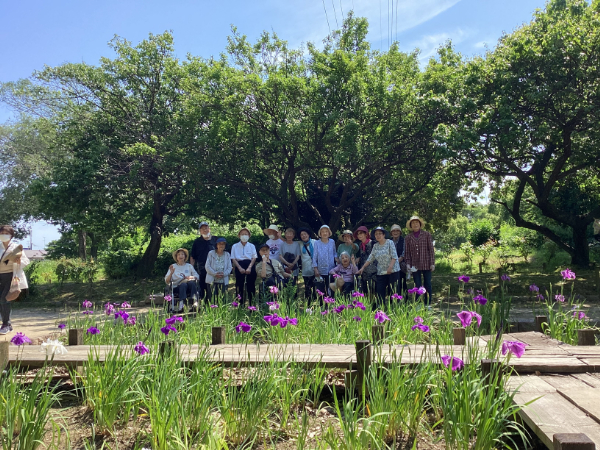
[231,227,257,305]
[190,221,219,302]
[0,225,30,335]
[263,225,284,260]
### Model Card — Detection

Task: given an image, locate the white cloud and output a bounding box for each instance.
[407,27,472,63]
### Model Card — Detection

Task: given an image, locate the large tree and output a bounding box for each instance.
[195,15,462,232]
[442,0,600,266]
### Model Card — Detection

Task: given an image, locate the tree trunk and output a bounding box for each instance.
[571,222,590,267]
[137,200,165,277]
[78,230,87,260]
[89,232,99,261]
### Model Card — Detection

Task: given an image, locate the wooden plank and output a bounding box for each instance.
[570,374,600,388]
[538,375,593,390]
[509,357,590,374]
[513,392,600,449]
[558,388,600,425]
[506,375,556,394]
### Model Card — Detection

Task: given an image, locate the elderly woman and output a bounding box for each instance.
[165,248,199,312]
[312,225,337,296]
[336,230,358,263]
[298,228,317,300]
[357,227,400,305]
[255,243,291,293]
[329,252,358,295]
[390,224,408,295]
[231,227,257,304]
[354,226,377,295]
[279,228,301,287]
[0,225,30,335]
[404,216,435,306]
[205,238,233,298]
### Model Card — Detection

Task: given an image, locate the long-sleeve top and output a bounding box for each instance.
[164,263,199,287]
[329,263,359,283]
[312,238,337,276]
[205,251,233,285]
[0,241,30,290]
[404,230,435,271]
[367,240,400,275]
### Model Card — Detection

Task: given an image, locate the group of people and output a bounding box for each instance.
[165,216,435,310]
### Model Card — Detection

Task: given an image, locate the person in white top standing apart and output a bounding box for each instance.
[231,227,257,305]
[0,225,30,335]
[263,225,284,261]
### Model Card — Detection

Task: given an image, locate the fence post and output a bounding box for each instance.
[453,328,466,345]
[212,326,226,345]
[355,340,372,396]
[535,316,548,334]
[578,329,596,346]
[68,328,83,346]
[0,342,8,371]
[372,326,385,344]
[553,433,595,449]
[159,340,175,357]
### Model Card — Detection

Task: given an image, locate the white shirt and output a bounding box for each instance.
[230,242,257,261]
[164,263,199,287]
[266,238,284,260]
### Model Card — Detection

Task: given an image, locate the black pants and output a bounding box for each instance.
[302,275,316,301]
[376,271,400,305]
[360,274,376,297]
[398,271,408,296]
[197,266,210,301]
[235,260,257,304]
[0,272,12,326]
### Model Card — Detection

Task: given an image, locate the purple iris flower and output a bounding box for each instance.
[555,294,566,302]
[441,355,464,371]
[473,295,488,305]
[374,311,390,324]
[411,324,430,332]
[352,301,366,311]
[501,274,510,281]
[333,305,347,313]
[561,268,576,280]
[417,287,427,295]
[457,311,473,328]
[120,302,131,308]
[164,295,172,302]
[105,303,115,315]
[231,301,239,308]
[115,310,129,321]
[285,317,298,326]
[248,306,257,311]
[160,325,177,336]
[573,311,587,320]
[236,294,242,300]
[536,294,545,301]
[352,291,364,298]
[235,321,252,333]
[458,275,470,283]
[529,284,539,293]
[472,312,482,327]
[86,327,100,335]
[316,289,325,297]
[321,310,329,315]
[126,316,137,326]
[134,341,150,355]
[210,304,218,308]
[82,310,94,315]
[353,316,362,322]
[264,314,281,326]
[324,297,336,304]
[266,301,280,310]
[58,323,66,330]
[414,316,424,324]
[269,286,279,294]
[501,341,527,358]
[10,332,32,346]
[165,316,183,326]
[82,300,93,309]
[407,287,418,294]
[390,293,403,301]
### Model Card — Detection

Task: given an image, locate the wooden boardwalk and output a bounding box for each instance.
[8,331,600,448]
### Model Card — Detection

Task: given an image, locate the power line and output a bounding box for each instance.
[322,0,332,35]
[331,0,339,28]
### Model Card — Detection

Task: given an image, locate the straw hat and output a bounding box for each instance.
[338,230,354,242]
[263,224,280,238]
[406,216,425,230]
[172,248,189,262]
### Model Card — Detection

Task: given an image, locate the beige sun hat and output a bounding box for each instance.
[318,225,332,238]
[237,227,251,237]
[263,224,280,238]
[172,248,189,262]
[338,230,354,242]
[390,224,402,232]
[406,216,425,230]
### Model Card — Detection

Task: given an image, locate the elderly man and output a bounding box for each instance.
[190,221,218,302]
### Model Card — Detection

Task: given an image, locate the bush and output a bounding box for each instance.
[468,219,499,247]
[100,250,142,279]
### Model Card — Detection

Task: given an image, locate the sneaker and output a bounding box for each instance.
[177,300,184,313]
[192,301,199,310]
[0,325,11,335]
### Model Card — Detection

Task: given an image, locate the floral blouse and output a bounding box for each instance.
[367,240,400,275]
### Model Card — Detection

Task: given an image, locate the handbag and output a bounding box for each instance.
[6,263,21,302]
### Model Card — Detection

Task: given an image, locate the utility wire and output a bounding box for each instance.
[331,0,339,28]
[322,0,332,35]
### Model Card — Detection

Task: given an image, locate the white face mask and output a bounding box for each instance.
[201,232,211,238]
[268,234,275,240]
[0,235,11,243]
[240,235,250,243]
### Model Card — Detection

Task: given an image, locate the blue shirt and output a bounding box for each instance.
[312,238,337,275]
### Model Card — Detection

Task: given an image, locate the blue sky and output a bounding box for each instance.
[0,0,547,247]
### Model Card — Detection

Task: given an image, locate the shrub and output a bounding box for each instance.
[468,219,499,247]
